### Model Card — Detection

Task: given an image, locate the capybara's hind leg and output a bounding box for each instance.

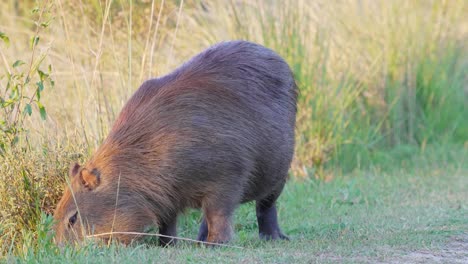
[159,215,177,246]
[196,217,208,242]
[256,192,288,240]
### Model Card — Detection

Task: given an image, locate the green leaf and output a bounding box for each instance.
[10,88,19,100]
[41,21,51,28]
[37,102,47,120]
[30,36,40,49]
[24,104,32,116]
[36,81,44,100]
[37,69,48,81]
[36,88,41,100]
[12,60,25,68]
[0,32,10,47]
[37,81,44,92]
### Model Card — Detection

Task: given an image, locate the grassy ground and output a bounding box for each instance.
[4,146,467,263]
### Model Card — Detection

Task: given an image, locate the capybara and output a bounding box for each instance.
[53,40,297,246]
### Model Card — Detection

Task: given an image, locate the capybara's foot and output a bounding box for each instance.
[256,201,288,241]
[159,216,178,246]
[259,231,289,241]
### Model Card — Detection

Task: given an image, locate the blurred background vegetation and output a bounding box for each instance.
[0,0,466,255]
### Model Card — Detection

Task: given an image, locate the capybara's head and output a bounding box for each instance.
[53,163,153,245]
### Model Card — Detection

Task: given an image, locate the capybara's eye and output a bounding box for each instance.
[68,212,78,228]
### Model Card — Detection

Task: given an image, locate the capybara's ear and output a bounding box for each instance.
[69,163,81,178]
[79,168,100,190]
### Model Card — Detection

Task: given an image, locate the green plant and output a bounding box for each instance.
[0,0,59,256]
[18,212,58,260]
[0,1,54,152]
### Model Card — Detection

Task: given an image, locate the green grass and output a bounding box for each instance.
[4,146,466,263]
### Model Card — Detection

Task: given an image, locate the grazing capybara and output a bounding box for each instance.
[53,40,297,246]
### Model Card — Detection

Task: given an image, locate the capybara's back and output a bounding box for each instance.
[54,41,297,245]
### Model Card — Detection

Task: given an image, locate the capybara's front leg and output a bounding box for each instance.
[202,207,233,244]
[196,217,208,242]
[159,215,177,246]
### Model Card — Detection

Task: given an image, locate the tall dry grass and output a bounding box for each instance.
[174,0,467,174]
[1,0,467,255]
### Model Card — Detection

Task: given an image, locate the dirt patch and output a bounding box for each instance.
[385,235,468,264]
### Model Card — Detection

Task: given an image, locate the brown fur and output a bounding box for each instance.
[54,40,297,245]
